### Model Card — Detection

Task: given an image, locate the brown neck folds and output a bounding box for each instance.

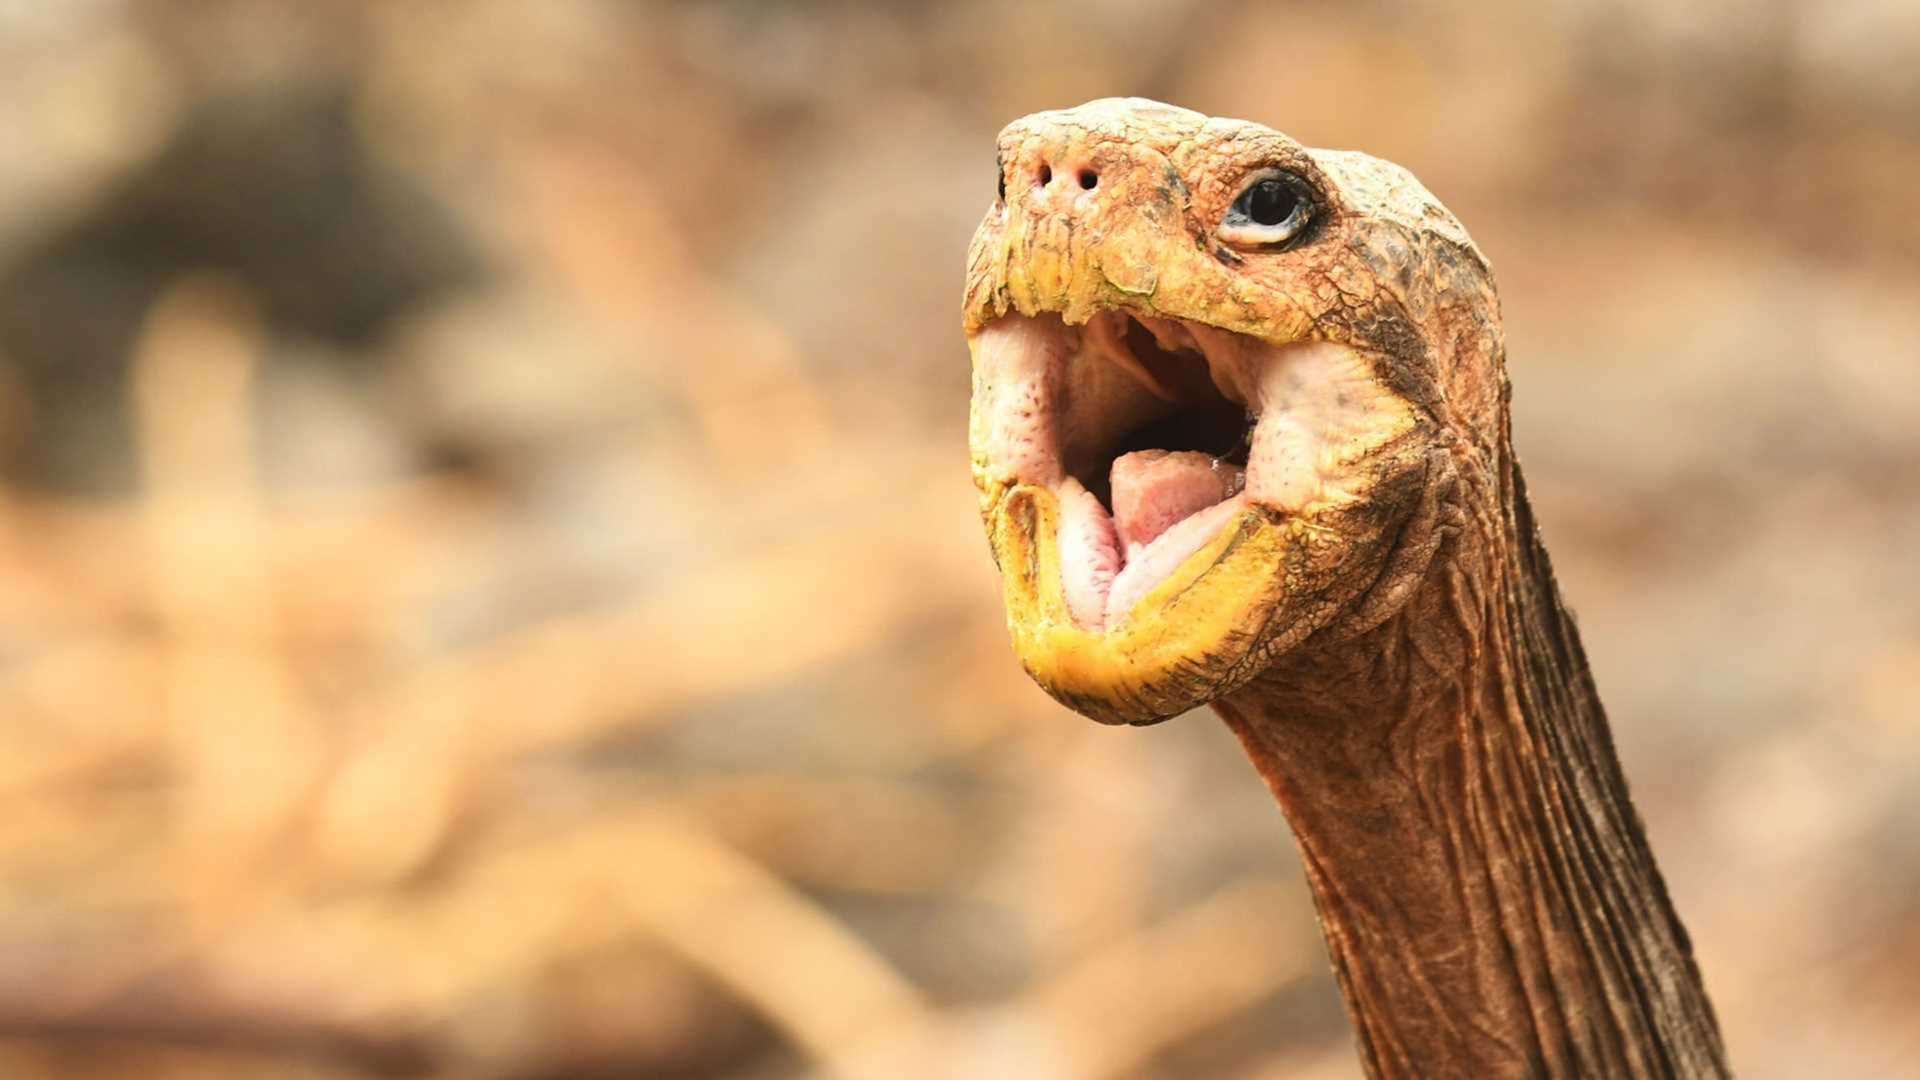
[1214,449,1730,1078]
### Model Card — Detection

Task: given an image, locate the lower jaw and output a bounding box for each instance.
[987,482,1288,724]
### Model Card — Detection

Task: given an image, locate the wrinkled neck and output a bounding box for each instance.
[1215,459,1728,1079]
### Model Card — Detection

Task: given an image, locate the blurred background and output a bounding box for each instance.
[0,1,1916,1077]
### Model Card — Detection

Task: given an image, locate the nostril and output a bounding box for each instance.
[1038,164,1052,186]
[1078,169,1098,190]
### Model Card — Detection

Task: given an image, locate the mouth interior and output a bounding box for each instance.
[975,306,1413,637]
[1074,317,1251,509]
[975,308,1267,632]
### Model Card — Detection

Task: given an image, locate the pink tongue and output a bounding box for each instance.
[1110,450,1245,557]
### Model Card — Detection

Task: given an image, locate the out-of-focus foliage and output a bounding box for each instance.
[0,2,1916,1077]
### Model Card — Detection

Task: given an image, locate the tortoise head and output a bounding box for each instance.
[964,98,1505,724]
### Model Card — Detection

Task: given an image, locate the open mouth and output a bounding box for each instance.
[973,308,1405,633]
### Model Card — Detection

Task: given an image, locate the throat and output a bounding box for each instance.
[1212,468,1728,1079]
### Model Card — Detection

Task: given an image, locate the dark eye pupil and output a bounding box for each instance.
[1248,179,1295,226]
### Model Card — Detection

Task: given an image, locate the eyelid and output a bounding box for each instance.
[1219,220,1303,247]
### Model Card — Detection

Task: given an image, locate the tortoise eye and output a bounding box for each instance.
[1220,171,1314,248]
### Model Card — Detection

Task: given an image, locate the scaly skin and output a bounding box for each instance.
[964,99,1729,1078]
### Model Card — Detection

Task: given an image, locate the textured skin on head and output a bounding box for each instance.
[963,100,1729,1078]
